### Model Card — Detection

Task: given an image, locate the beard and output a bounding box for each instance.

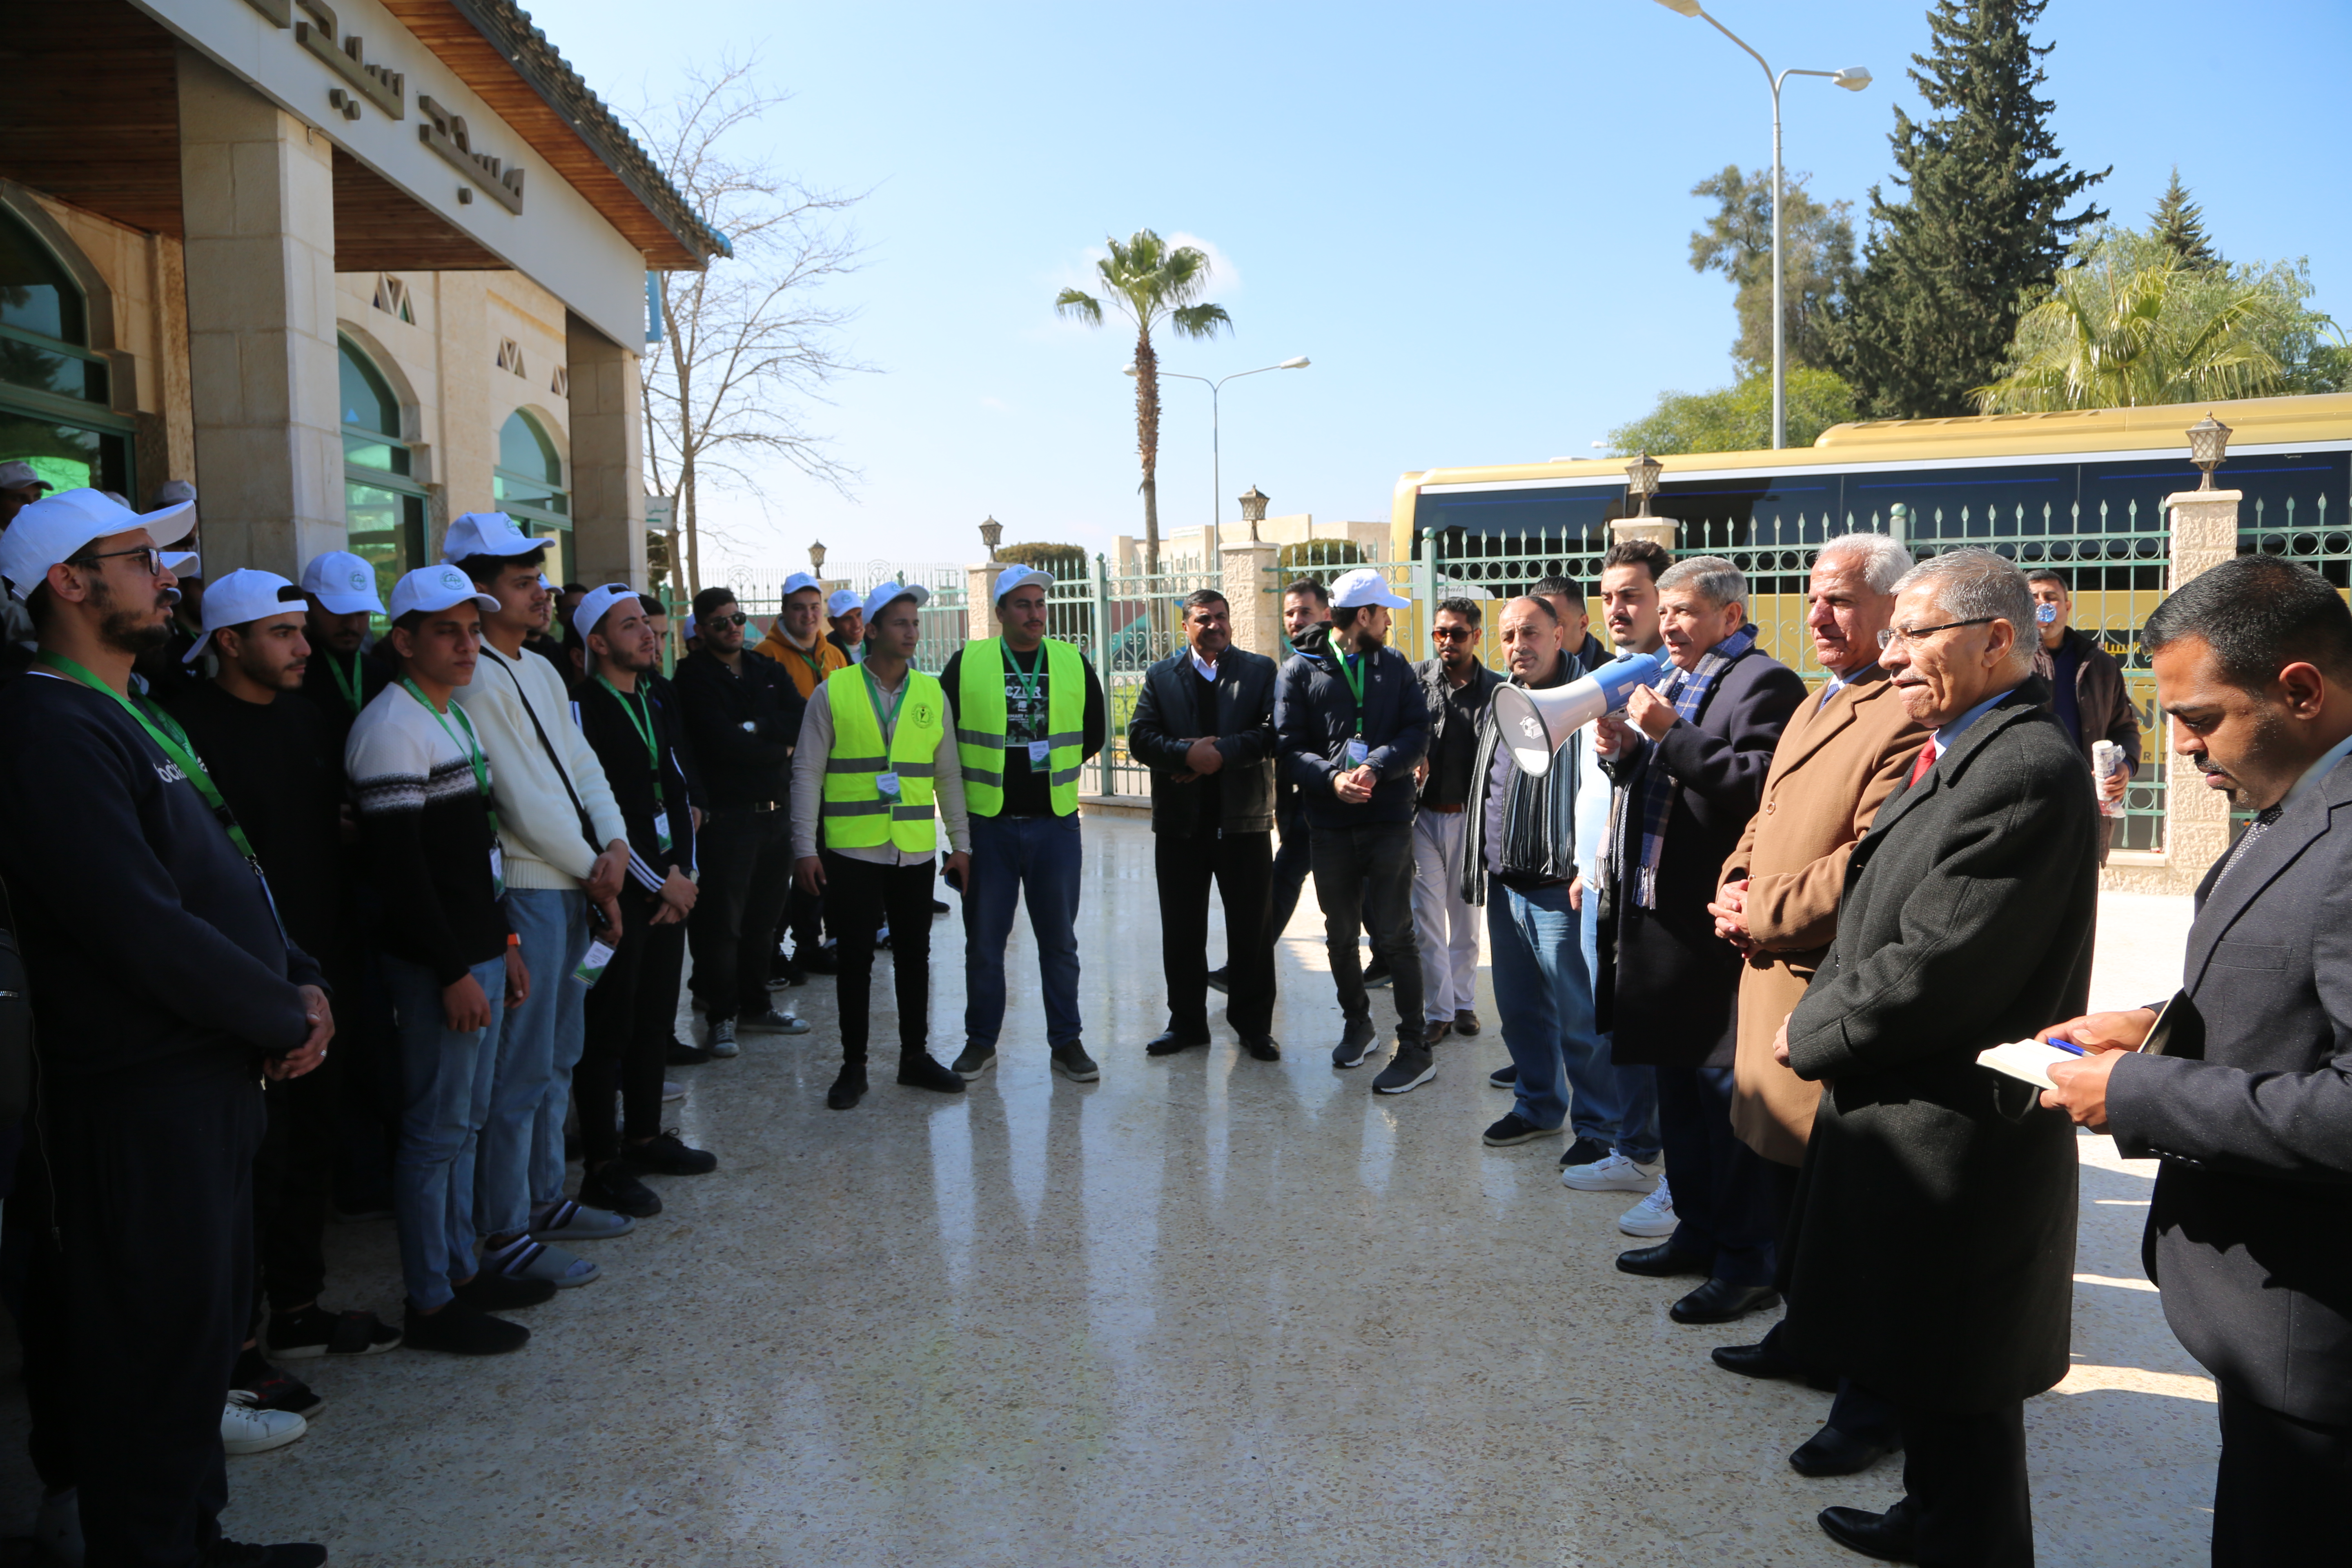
[92,578,174,657]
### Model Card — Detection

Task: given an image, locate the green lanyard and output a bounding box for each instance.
[1336,651,1368,736]
[862,662,906,743]
[1006,642,1045,723]
[594,675,665,809]
[34,651,282,927]
[399,678,503,840]
[782,635,826,688]
[325,648,364,717]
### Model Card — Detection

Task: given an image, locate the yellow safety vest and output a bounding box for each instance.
[821,664,945,854]
[957,637,1082,817]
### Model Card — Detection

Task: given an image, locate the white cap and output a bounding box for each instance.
[992,565,1051,602]
[389,563,500,623]
[780,571,823,599]
[0,461,53,494]
[826,588,860,617]
[183,568,305,663]
[161,551,202,578]
[572,581,644,642]
[0,487,196,600]
[861,580,931,622]
[150,480,198,509]
[440,510,555,564]
[300,549,386,616]
[1327,566,1410,610]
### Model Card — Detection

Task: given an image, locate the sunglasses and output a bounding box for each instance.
[1431,625,1476,642]
[702,610,749,629]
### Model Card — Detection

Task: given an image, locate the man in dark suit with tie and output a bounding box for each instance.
[2040,554,2352,1565]
[1127,588,1283,1062]
[1774,548,2098,1566]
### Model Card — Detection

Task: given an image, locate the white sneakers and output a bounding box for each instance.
[1559,1149,1664,1193]
[222,1390,307,1455]
[1617,1179,1678,1238]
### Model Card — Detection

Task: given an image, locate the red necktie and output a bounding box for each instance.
[1909,742,1937,787]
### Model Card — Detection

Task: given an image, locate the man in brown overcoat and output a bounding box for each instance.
[1705,534,1926,1481]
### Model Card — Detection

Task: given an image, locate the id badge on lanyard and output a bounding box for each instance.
[1345,738,1370,766]
[653,810,672,852]
[876,771,902,800]
[1028,739,1050,766]
[489,844,505,898]
[574,938,615,987]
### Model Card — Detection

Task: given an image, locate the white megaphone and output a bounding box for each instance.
[1488,650,1668,777]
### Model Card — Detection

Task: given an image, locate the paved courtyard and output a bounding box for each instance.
[1,821,2216,1566]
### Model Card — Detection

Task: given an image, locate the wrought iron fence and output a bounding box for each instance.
[718,560,969,673]
[1094,559,1223,795]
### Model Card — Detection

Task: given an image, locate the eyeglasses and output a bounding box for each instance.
[1431,626,1475,643]
[1876,616,1997,651]
[702,611,748,629]
[68,545,164,577]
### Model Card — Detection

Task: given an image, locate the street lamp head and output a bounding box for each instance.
[1626,452,1664,519]
[1653,0,1705,15]
[1833,66,1873,91]
[979,514,1004,553]
[1279,356,1310,370]
[809,539,826,572]
[2187,413,2233,490]
[1122,363,1140,377]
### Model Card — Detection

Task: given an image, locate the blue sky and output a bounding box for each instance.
[526,0,2352,578]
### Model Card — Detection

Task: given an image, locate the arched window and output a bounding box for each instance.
[339,334,426,616]
[0,207,132,496]
[493,408,572,581]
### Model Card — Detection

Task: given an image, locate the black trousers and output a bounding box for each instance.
[254,1051,336,1312]
[577,887,684,1166]
[1891,1401,2033,1567]
[22,1052,263,1566]
[2214,1384,2352,1564]
[777,881,826,957]
[1270,797,1312,938]
[327,891,401,1214]
[1657,1064,1776,1287]
[1156,830,1275,1037]
[825,852,935,1062]
[1309,822,1423,1040]
[688,807,795,1021]
[1757,1159,1899,1439]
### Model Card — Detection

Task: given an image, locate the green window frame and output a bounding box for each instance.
[339,334,426,623]
[0,208,134,499]
[494,408,572,582]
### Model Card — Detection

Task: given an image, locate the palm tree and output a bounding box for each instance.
[1056,230,1231,575]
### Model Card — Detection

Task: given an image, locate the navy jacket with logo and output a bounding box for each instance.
[1274,624,1428,831]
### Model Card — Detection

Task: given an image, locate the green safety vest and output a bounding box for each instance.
[957,637,1082,818]
[821,664,945,853]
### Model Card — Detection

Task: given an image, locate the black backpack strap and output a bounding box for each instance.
[492,656,601,855]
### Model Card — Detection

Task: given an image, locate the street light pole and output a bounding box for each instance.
[1127,356,1309,565]
[1653,1,1868,450]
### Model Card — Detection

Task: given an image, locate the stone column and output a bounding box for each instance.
[176,48,343,575]
[2137,490,2241,893]
[1610,518,1679,554]
[966,562,1004,641]
[1222,538,1280,659]
[565,314,646,587]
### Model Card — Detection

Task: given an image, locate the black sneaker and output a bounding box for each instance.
[667,1038,714,1066]
[402,1298,530,1356]
[580,1161,664,1218]
[1372,1040,1436,1095]
[1557,1135,1612,1169]
[898,1054,967,1094]
[1331,1018,1376,1069]
[1489,1061,1519,1089]
[1050,1042,1100,1083]
[1239,1033,1282,1062]
[1363,956,1394,989]
[826,1063,867,1110]
[768,949,803,986]
[1205,967,1231,995]
[1482,1112,1562,1147]
[951,1043,996,1079]
[797,945,840,976]
[236,1365,325,1420]
[624,1131,719,1176]
[204,1539,329,1568]
[265,1305,402,1359]
[452,1270,557,1312]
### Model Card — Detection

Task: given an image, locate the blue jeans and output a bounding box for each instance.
[1577,883,1660,1160]
[962,814,1083,1050]
[1486,881,1590,1129]
[386,952,507,1310]
[480,888,589,1237]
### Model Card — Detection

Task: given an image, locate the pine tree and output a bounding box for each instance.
[1837,0,2108,419]
[2149,167,2221,272]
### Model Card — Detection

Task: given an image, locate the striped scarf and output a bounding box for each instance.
[1612,626,1755,910]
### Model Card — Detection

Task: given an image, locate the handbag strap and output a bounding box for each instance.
[492,654,601,854]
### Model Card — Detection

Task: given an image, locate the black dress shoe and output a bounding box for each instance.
[1817,1504,1918,1562]
[1791,1423,1902,1478]
[1670,1278,1782,1324]
[1711,1339,1833,1388]
[1238,1033,1281,1061]
[826,1065,867,1110]
[1615,1243,1709,1278]
[895,1054,966,1094]
[1145,1028,1212,1056]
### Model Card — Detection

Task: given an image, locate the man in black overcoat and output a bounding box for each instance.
[1597,556,1804,1325]
[2041,555,2352,1565]
[1776,548,2098,1566]
[1128,588,1282,1062]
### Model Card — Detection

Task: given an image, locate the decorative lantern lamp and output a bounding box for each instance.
[2187,414,2232,490]
[979,515,1004,554]
[1626,452,1664,519]
[1238,485,1270,543]
[808,539,826,572]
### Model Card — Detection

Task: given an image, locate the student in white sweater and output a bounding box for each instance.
[444,513,633,1287]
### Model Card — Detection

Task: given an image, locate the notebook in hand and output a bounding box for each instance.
[1976,992,2205,1092]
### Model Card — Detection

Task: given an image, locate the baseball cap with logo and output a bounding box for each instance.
[183,568,305,663]
[301,549,387,616]
[991,565,1052,603]
[0,461,53,495]
[861,580,931,623]
[389,564,501,623]
[780,571,824,599]
[440,511,556,567]
[826,588,860,618]
[571,582,647,642]
[0,487,196,601]
[161,551,201,578]
[1327,566,1410,610]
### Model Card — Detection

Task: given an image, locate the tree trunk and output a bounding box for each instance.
[681,456,702,599]
[1134,326,1160,576]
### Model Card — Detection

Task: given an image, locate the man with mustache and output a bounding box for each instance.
[0,488,332,1567]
